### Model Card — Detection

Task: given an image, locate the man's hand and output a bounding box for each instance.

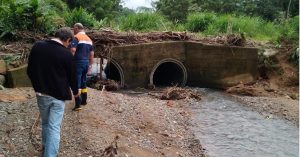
[87,65,92,75]
[74,92,80,97]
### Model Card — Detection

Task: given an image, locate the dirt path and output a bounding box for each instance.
[0,88,205,157]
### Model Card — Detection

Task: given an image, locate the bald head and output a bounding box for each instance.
[74,23,84,29]
[73,23,84,34]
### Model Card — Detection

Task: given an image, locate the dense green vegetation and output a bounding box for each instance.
[64,0,122,20]
[119,13,172,32]
[0,0,298,45]
[186,13,280,40]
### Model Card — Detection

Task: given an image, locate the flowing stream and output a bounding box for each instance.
[191,89,299,157]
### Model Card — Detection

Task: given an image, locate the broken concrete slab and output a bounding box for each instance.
[0,60,6,74]
[7,64,31,88]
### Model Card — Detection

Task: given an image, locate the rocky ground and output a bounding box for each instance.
[0,87,206,157]
[0,86,298,157]
[227,80,299,126]
[233,95,299,126]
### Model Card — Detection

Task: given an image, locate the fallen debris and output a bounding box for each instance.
[225,33,246,46]
[226,83,263,96]
[160,87,202,100]
[1,30,253,69]
[87,78,120,91]
[102,135,119,157]
[87,30,193,57]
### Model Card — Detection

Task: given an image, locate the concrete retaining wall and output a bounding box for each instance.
[6,41,258,89]
[111,41,186,88]
[111,41,258,88]
[185,42,258,88]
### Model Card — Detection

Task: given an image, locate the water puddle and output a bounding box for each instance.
[191,89,299,157]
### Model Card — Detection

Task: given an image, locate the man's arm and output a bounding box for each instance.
[66,54,79,96]
[89,51,94,65]
[69,38,78,55]
[27,43,38,80]
[88,51,94,74]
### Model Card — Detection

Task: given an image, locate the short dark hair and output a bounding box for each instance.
[54,27,74,42]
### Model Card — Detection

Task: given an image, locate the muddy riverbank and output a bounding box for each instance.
[0,87,298,157]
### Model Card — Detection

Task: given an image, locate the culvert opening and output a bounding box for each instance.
[88,58,125,89]
[150,59,187,87]
[104,62,121,82]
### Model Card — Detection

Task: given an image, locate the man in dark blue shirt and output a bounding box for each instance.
[70,23,94,111]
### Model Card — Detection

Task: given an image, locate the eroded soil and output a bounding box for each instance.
[0,88,205,157]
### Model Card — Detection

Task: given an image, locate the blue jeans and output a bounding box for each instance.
[37,95,65,157]
[76,60,89,89]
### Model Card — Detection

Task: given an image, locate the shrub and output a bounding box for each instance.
[278,16,299,44]
[205,14,232,34]
[186,12,216,32]
[0,0,65,39]
[64,7,98,28]
[0,0,41,38]
[119,13,172,32]
[43,0,68,13]
[197,13,279,40]
[290,48,299,66]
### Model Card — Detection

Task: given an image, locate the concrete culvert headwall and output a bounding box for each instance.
[9,41,257,88]
[104,60,125,87]
[150,59,187,87]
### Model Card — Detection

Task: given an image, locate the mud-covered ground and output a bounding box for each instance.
[0,88,205,157]
[0,86,298,157]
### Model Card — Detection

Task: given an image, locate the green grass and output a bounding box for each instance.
[194,13,280,41]
[64,7,98,28]
[119,13,172,32]
[186,12,216,32]
[277,16,299,44]
[0,1,298,45]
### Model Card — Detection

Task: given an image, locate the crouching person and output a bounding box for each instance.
[27,27,80,157]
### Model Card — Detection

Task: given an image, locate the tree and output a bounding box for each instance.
[136,6,155,13]
[278,0,299,19]
[190,0,298,21]
[154,0,190,23]
[119,7,135,16]
[253,0,280,21]
[64,0,122,20]
[191,0,240,14]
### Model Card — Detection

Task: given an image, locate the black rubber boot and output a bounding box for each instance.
[73,96,82,111]
[81,93,87,105]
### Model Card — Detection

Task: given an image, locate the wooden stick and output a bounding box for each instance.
[30,113,40,138]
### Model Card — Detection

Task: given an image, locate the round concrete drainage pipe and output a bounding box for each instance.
[150,58,187,87]
[104,59,125,87]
